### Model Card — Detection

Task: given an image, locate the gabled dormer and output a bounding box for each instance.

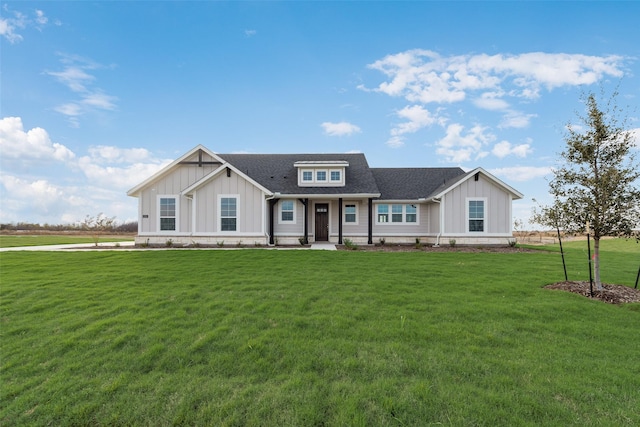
[294,160,348,187]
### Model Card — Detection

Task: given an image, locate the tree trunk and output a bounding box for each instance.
[594,237,602,290]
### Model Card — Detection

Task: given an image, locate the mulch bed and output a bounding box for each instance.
[339,244,537,253]
[545,281,640,304]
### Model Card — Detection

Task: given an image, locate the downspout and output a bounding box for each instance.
[431,197,442,247]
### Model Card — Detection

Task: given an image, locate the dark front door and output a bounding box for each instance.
[315,203,329,241]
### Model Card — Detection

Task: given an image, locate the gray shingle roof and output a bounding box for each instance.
[370,167,466,199]
[219,153,381,195]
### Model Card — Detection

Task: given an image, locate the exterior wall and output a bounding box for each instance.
[441,174,513,237]
[193,169,264,235]
[137,161,218,234]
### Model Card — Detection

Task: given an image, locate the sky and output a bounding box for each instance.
[1,1,639,228]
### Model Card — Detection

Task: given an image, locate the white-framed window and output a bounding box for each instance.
[330,170,341,182]
[344,203,358,224]
[302,170,313,182]
[376,204,419,224]
[377,204,389,223]
[158,196,178,232]
[406,204,417,223]
[279,200,296,223]
[467,198,486,233]
[316,170,327,182]
[219,195,239,232]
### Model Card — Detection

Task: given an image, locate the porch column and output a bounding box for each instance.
[299,198,309,244]
[368,198,373,244]
[269,199,277,245]
[338,198,343,244]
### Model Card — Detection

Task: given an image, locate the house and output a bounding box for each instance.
[127,145,523,246]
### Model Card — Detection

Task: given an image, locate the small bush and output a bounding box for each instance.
[379,238,386,246]
[216,241,224,247]
[298,237,306,246]
[165,239,173,247]
[449,239,456,247]
[508,238,517,248]
[343,238,358,250]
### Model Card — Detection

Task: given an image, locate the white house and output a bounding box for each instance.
[127,145,523,246]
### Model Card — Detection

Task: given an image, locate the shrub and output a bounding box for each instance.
[449,239,456,247]
[343,238,358,250]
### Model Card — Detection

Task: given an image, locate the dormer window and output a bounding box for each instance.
[295,160,348,187]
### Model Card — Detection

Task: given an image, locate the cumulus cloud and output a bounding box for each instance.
[491,140,533,158]
[386,105,443,148]
[489,166,553,182]
[435,123,493,163]
[321,121,362,136]
[0,117,75,163]
[362,50,625,105]
[0,118,172,223]
[44,53,118,126]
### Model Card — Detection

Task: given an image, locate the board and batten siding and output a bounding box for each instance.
[138,162,219,234]
[442,175,512,235]
[193,169,265,234]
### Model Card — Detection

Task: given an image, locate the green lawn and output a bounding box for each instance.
[0,235,133,248]
[1,240,638,426]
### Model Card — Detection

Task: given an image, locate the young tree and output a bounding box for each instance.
[82,213,116,246]
[534,89,639,289]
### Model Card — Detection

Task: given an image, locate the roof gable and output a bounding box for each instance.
[181,162,272,196]
[428,167,524,200]
[126,145,224,196]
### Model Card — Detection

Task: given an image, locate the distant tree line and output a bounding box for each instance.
[0,220,137,233]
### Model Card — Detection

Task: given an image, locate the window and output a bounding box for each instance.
[316,170,327,182]
[220,196,237,231]
[330,170,341,182]
[159,197,177,231]
[406,205,417,223]
[280,200,295,223]
[468,199,485,232]
[392,204,403,222]
[377,205,389,223]
[302,170,313,182]
[344,204,357,223]
[376,204,419,224]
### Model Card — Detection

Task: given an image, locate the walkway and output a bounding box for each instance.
[0,241,338,252]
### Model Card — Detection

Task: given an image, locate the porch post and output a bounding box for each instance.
[338,198,343,244]
[368,198,373,244]
[299,198,309,244]
[269,199,277,245]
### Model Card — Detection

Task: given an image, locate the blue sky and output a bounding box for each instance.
[1,1,639,228]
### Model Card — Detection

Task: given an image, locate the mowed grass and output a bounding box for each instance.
[1,241,638,426]
[0,235,133,248]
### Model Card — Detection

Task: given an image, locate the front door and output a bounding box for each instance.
[315,203,329,241]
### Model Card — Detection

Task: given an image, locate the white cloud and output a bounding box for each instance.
[499,111,536,129]
[0,117,75,163]
[0,6,53,43]
[44,54,118,125]
[321,121,362,136]
[435,123,493,163]
[244,29,257,37]
[87,146,153,164]
[489,166,553,182]
[473,92,509,111]
[363,50,625,105]
[391,105,440,136]
[385,136,405,148]
[491,140,533,158]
